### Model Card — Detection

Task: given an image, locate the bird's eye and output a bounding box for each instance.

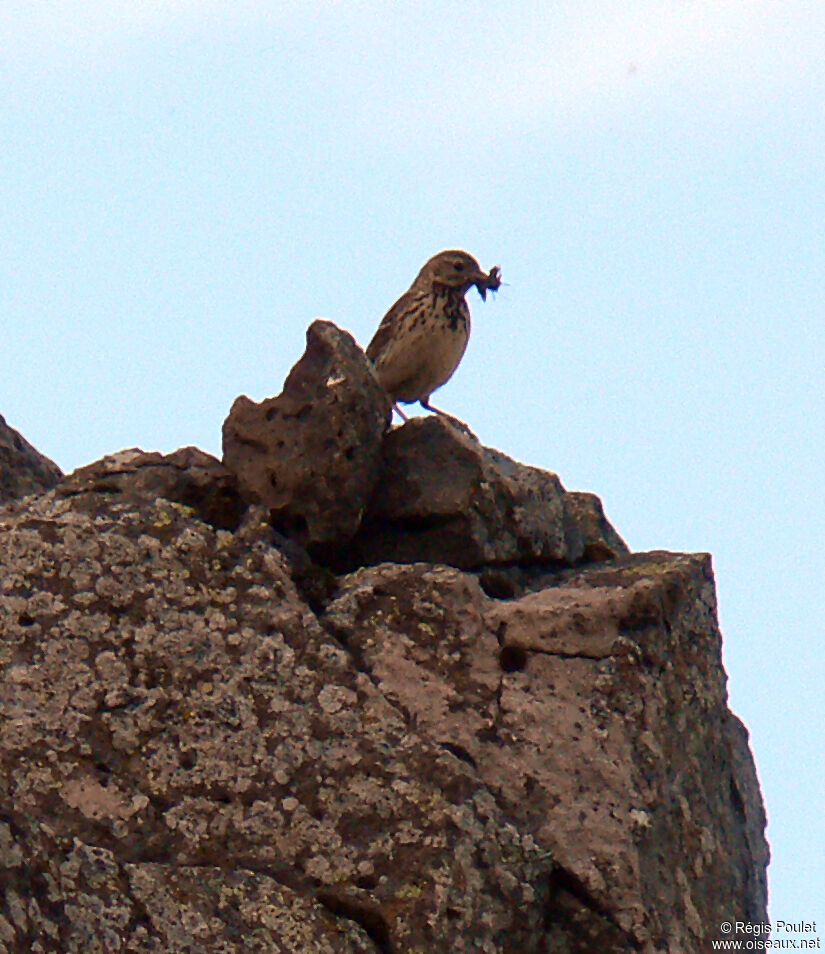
[453,261,464,272]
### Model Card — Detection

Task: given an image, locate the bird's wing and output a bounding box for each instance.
[365,292,412,362]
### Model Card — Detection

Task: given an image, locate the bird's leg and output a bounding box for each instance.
[420,399,474,436]
[419,399,448,417]
[393,403,409,422]
[420,399,463,422]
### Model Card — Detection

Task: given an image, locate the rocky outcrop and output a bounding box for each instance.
[0,338,768,954]
[0,413,62,504]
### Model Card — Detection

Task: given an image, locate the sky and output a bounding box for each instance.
[2,0,823,930]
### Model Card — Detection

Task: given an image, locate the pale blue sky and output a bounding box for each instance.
[2,0,823,926]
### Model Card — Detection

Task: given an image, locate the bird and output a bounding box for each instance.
[366,249,501,421]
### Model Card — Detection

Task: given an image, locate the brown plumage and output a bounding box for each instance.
[366,249,501,420]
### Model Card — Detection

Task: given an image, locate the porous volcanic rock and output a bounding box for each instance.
[222,320,391,551]
[339,415,628,571]
[0,413,62,504]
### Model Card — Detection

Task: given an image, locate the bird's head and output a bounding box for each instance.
[418,249,500,299]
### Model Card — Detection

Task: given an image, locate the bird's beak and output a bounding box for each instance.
[473,269,491,300]
[474,265,502,301]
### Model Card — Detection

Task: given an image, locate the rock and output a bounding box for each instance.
[222,320,391,552]
[339,415,628,571]
[0,412,62,504]
[0,412,768,951]
[566,490,631,562]
[219,324,625,572]
[58,445,246,531]
[0,493,557,953]
[2,844,378,953]
[323,553,768,950]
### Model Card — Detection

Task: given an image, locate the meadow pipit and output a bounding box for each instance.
[366,249,501,421]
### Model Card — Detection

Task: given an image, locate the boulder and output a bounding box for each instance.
[222,320,390,551]
[340,415,628,570]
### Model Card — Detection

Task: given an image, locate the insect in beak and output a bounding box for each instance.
[475,265,502,300]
